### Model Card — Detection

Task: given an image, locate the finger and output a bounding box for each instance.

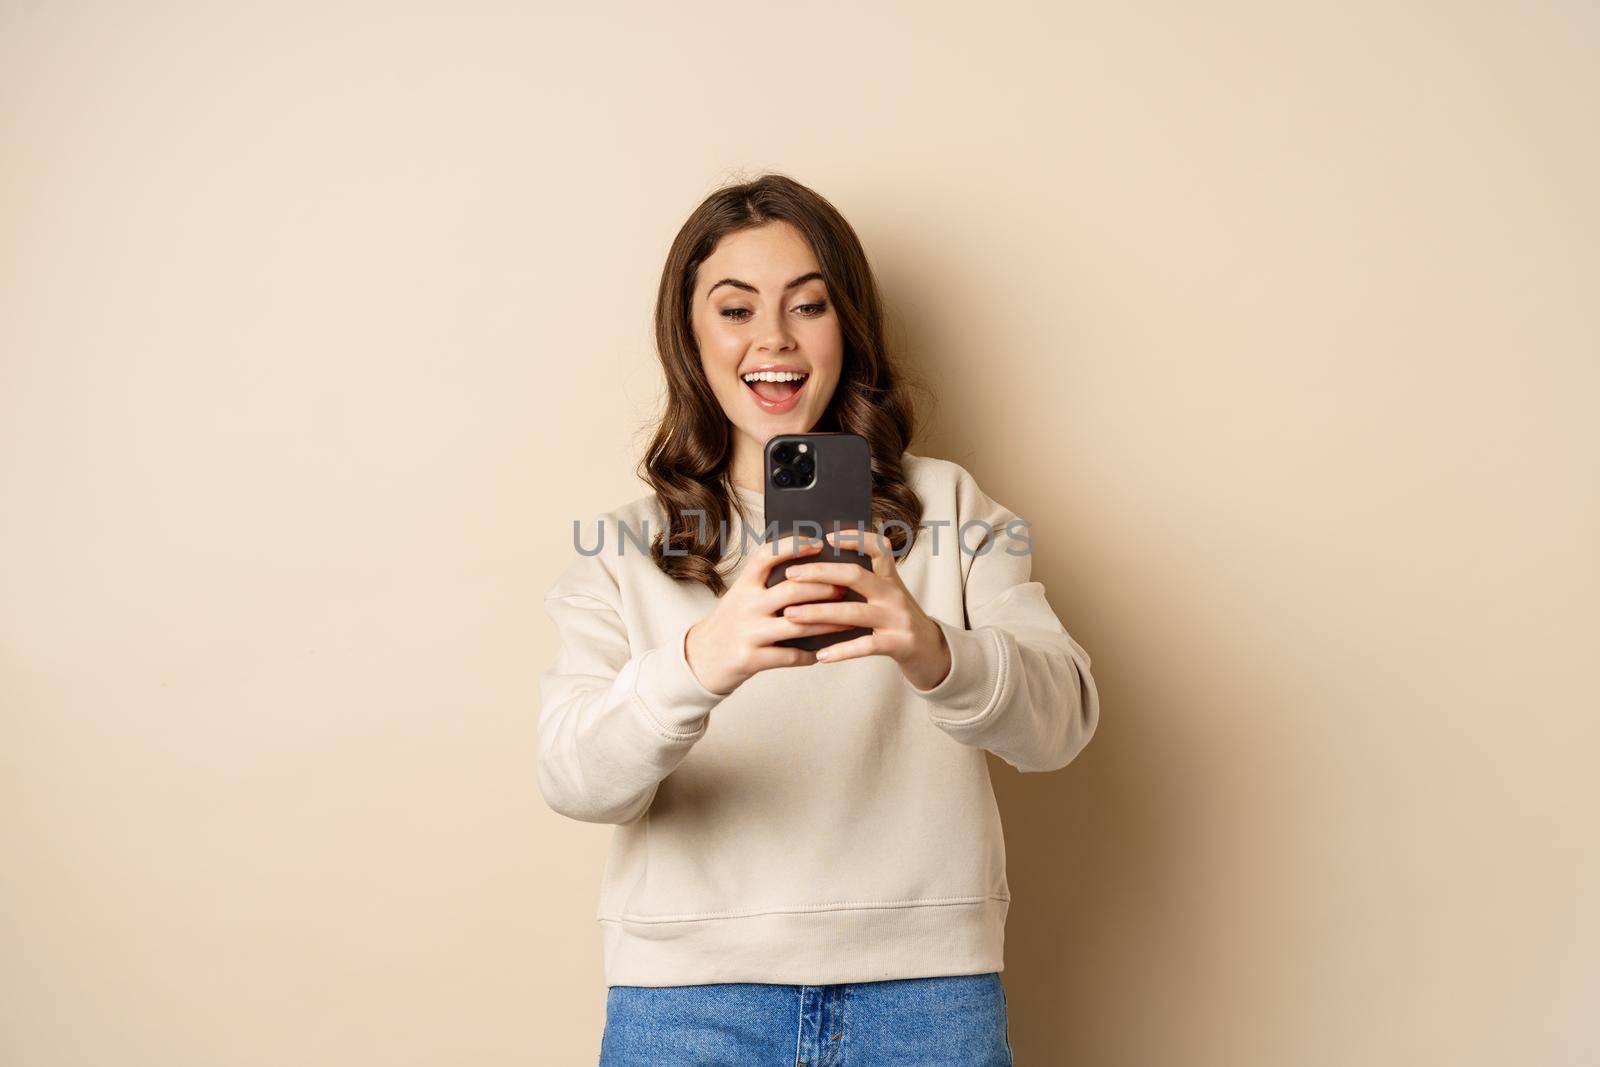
[744,534,825,585]
[778,560,880,593]
[823,525,883,554]
[746,645,821,672]
[754,617,856,645]
[780,599,879,629]
[825,527,897,576]
[762,531,825,560]
[759,579,847,614]
[811,632,881,663]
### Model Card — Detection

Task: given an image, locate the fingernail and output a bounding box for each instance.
[816,649,830,661]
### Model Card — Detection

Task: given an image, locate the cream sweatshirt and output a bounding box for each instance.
[536,451,1100,987]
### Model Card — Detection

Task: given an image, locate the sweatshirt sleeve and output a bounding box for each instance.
[908,467,1101,774]
[536,535,727,825]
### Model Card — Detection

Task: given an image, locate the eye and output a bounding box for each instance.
[718,301,827,323]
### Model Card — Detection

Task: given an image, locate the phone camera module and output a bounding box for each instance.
[770,438,815,490]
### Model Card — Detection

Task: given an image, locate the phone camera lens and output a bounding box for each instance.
[795,453,814,476]
[774,443,794,463]
[773,468,793,488]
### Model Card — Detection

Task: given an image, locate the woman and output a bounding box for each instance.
[538,173,1101,1065]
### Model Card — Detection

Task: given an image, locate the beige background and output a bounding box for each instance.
[2,2,1595,1064]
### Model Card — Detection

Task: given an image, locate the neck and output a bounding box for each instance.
[729,429,765,495]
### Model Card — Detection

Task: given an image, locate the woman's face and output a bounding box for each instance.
[690,221,843,465]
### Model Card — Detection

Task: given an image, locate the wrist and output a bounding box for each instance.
[903,617,952,691]
[684,622,735,696]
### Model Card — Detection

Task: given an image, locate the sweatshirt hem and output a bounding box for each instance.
[597,895,1009,987]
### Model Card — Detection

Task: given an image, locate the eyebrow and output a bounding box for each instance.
[706,271,825,299]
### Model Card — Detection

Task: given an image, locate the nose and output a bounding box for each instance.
[756,309,797,353]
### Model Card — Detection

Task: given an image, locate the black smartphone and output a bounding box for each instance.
[763,432,874,651]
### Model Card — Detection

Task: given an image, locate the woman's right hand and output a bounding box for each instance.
[684,533,853,696]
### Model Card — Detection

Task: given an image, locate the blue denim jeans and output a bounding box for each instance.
[599,971,1013,1066]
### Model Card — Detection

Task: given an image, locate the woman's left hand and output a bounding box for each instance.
[778,527,952,691]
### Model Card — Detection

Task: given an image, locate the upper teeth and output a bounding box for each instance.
[743,370,807,383]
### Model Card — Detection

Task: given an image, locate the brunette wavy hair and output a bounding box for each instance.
[637,173,926,595]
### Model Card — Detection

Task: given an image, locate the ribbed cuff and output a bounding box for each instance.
[631,622,727,737]
[909,617,1007,725]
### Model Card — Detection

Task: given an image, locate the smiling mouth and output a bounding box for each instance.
[741,370,809,412]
